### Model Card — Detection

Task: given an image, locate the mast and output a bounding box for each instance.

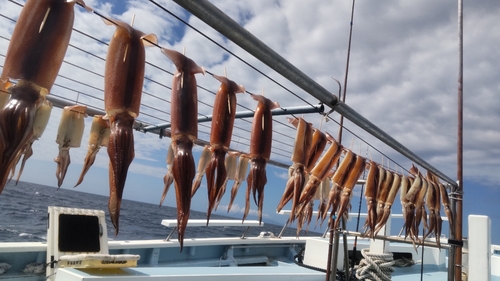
[453,0,464,280]
[326,1,357,280]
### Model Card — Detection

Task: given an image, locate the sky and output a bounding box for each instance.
[0,0,499,244]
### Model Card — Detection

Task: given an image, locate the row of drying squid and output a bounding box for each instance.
[276,116,454,246]
[0,0,453,251]
[0,0,281,251]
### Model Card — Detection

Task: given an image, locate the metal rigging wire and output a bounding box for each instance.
[148,0,316,109]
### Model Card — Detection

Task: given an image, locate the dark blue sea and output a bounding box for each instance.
[0,181,318,242]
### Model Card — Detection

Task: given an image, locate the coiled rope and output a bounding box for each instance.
[355,248,395,281]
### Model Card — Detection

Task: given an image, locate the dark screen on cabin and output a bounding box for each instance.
[58,214,101,252]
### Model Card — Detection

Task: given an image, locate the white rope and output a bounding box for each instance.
[355,248,394,281]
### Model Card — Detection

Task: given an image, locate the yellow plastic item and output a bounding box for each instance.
[58,254,140,268]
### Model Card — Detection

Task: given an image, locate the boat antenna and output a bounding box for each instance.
[336,0,356,145]
[326,1,357,281]
[449,0,464,280]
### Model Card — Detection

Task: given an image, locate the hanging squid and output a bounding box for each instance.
[277,117,312,221]
[162,47,205,250]
[74,115,110,187]
[103,18,157,236]
[434,184,443,248]
[205,75,244,221]
[375,168,393,222]
[424,170,447,248]
[433,182,443,247]
[227,153,249,212]
[10,99,52,185]
[160,142,175,207]
[333,153,366,230]
[402,166,422,240]
[363,161,379,238]
[54,105,86,187]
[374,173,402,235]
[243,94,280,224]
[426,172,453,238]
[1,0,90,91]
[305,128,328,173]
[423,172,439,243]
[438,180,453,235]
[315,176,331,227]
[399,174,410,223]
[413,173,428,241]
[296,200,314,235]
[297,133,342,217]
[325,149,355,222]
[0,0,90,194]
[277,125,326,216]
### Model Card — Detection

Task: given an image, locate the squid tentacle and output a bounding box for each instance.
[205,148,227,222]
[0,82,46,193]
[171,136,195,247]
[363,161,379,238]
[107,112,135,235]
[328,149,355,218]
[243,157,267,224]
[374,173,401,235]
[14,99,52,185]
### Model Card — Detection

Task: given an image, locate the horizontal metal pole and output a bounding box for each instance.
[46,95,151,132]
[46,95,291,169]
[143,104,324,132]
[340,230,451,249]
[173,0,456,187]
[46,95,104,117]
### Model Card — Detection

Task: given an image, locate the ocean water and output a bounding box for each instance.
[0,181,317,243]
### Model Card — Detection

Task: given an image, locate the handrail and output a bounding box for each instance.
[142,104,324,132]
[45,95,291,170]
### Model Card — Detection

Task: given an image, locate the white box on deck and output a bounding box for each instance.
[468,215,491,281]
[302,237,360,270]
